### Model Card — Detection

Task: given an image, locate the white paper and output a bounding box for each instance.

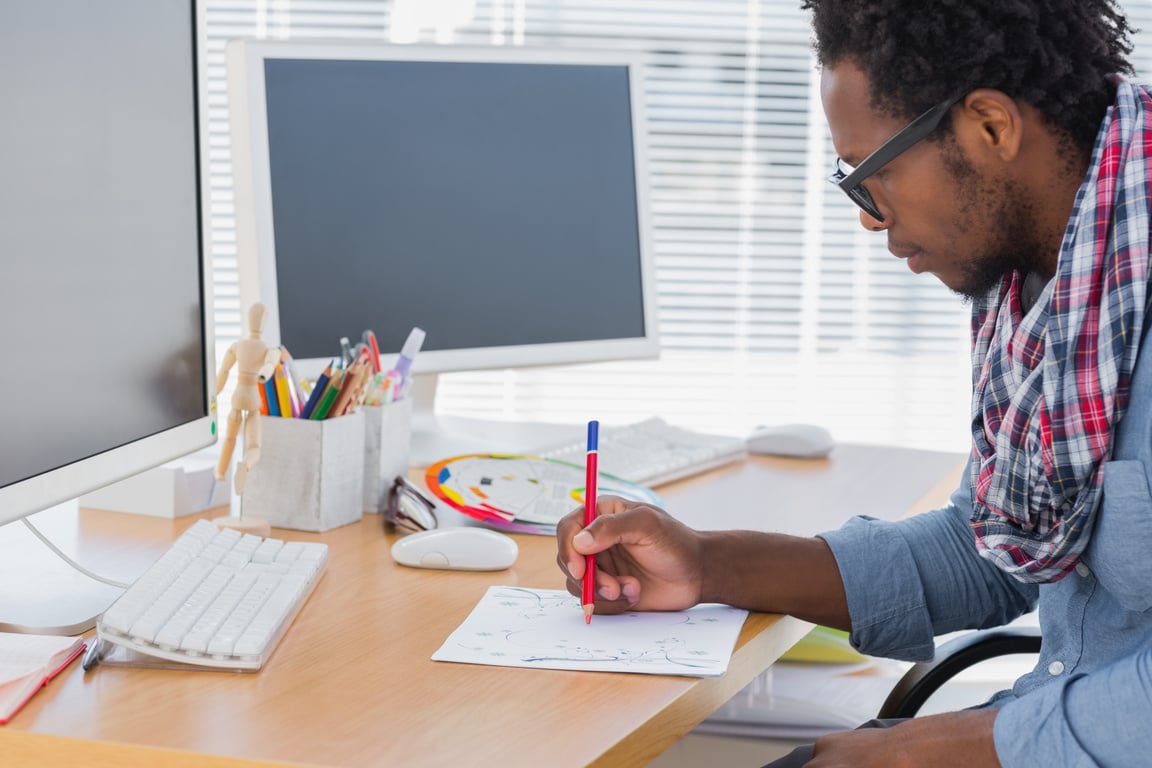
[432,586,749,677]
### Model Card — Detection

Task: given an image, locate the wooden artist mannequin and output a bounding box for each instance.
[213,302,280,534]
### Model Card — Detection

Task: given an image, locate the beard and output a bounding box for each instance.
[940,139,1051,302]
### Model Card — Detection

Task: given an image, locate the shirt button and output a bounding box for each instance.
[1076,563,1091,578]
[1048,661,1065,676]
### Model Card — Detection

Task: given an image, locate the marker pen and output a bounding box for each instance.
[392,327,426,397]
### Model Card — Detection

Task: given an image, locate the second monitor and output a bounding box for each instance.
[227,41,659,459]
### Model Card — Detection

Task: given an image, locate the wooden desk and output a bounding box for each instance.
[2,446,962,768]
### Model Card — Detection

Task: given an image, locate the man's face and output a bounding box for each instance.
[820,62,1048,300]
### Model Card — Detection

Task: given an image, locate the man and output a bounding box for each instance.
[555,1,1151,765]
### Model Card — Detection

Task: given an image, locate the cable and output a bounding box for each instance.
[20,517,132,590]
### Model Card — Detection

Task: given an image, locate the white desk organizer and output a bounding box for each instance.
[241,411,366,532]
[362,396,413,513]
[81,449,230,518]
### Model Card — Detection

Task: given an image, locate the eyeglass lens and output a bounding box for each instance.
[834,159,882,219]
[386,479,438,531]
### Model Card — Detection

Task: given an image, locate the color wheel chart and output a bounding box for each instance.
[424,454,662,534]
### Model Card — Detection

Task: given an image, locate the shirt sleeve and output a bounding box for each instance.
[994,644,1152,767]
[818,469,1038,661]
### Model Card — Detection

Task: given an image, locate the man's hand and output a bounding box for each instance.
[556,495,852,625]
[806,709,1001,767]
[556,495,705,614]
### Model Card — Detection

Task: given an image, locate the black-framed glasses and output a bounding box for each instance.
[384,476,439,533]
[827,95,962,222]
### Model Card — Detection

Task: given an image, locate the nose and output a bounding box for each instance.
[860,208,889,232]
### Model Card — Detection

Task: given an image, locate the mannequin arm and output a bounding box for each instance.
[258,346,280,382]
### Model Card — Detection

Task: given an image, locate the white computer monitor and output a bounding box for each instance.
[226,40,658,459]
[0,0,215,633]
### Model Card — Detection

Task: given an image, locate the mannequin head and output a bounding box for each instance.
[247,302,267,340]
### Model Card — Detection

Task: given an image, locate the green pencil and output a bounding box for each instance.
[309,372,343,420]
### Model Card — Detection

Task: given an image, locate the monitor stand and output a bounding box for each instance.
[406,373,583,467]
[0,501,125,635]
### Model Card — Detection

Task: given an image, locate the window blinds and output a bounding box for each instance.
[201,0,1152,452]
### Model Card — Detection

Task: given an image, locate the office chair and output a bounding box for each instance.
[876,626,1043,719]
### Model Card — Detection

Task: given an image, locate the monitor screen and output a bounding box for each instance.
[227,42,658,382]
[0,1,214,528]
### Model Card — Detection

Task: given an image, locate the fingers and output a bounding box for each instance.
[560,570,637,615]
[556,508,589,581]
[577,499,664,552]
[556,522,623,603]
[558,496,654,575]
[556,496,674,614]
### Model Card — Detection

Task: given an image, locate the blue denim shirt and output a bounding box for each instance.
[820,323,1152,766]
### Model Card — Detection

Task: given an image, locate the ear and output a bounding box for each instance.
[954,89,1024,163]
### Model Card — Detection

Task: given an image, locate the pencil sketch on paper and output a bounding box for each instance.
[431,586,750,678]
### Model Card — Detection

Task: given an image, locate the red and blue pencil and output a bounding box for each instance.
[582,420,599,625]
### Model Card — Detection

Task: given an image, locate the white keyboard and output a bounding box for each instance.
[534,417,747,487]
[93,520,327,671]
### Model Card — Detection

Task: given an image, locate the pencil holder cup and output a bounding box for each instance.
[362,396,413,513]
[241,411,367,532]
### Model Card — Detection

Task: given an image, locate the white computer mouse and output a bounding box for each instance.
[390,527,519,571]
[746,423,834,459]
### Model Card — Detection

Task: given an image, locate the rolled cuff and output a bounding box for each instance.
[819,515,936,661]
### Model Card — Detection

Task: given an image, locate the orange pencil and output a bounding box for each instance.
[257,377,270,416]
[348,361,375,411]
[328,356,369,418]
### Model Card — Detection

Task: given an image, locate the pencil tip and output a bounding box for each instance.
[583,604,594,624]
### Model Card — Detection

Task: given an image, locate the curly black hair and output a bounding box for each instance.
[801,0,1136,151]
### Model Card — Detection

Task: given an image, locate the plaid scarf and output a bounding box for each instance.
[969,79,1152,583]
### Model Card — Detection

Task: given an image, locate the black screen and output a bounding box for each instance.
[262,57,648,360]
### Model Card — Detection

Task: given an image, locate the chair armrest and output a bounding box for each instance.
[876,626,1042,719]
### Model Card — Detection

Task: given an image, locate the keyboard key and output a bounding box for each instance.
[252,538,284,564]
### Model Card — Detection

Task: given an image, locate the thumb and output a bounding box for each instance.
[567,529,601,577]
[572,529,596,554]
[579,505,663,551]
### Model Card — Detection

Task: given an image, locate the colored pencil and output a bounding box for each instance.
[264,378,280,417]
[582,420,599,625]
[310,370,343,420]
[328,356,369,418]
[279,346,307,410]
[257,376,270,416]
[299,362,333,419]
[273,364,293,417]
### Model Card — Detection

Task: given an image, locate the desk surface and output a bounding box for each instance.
[3,445,962,768]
